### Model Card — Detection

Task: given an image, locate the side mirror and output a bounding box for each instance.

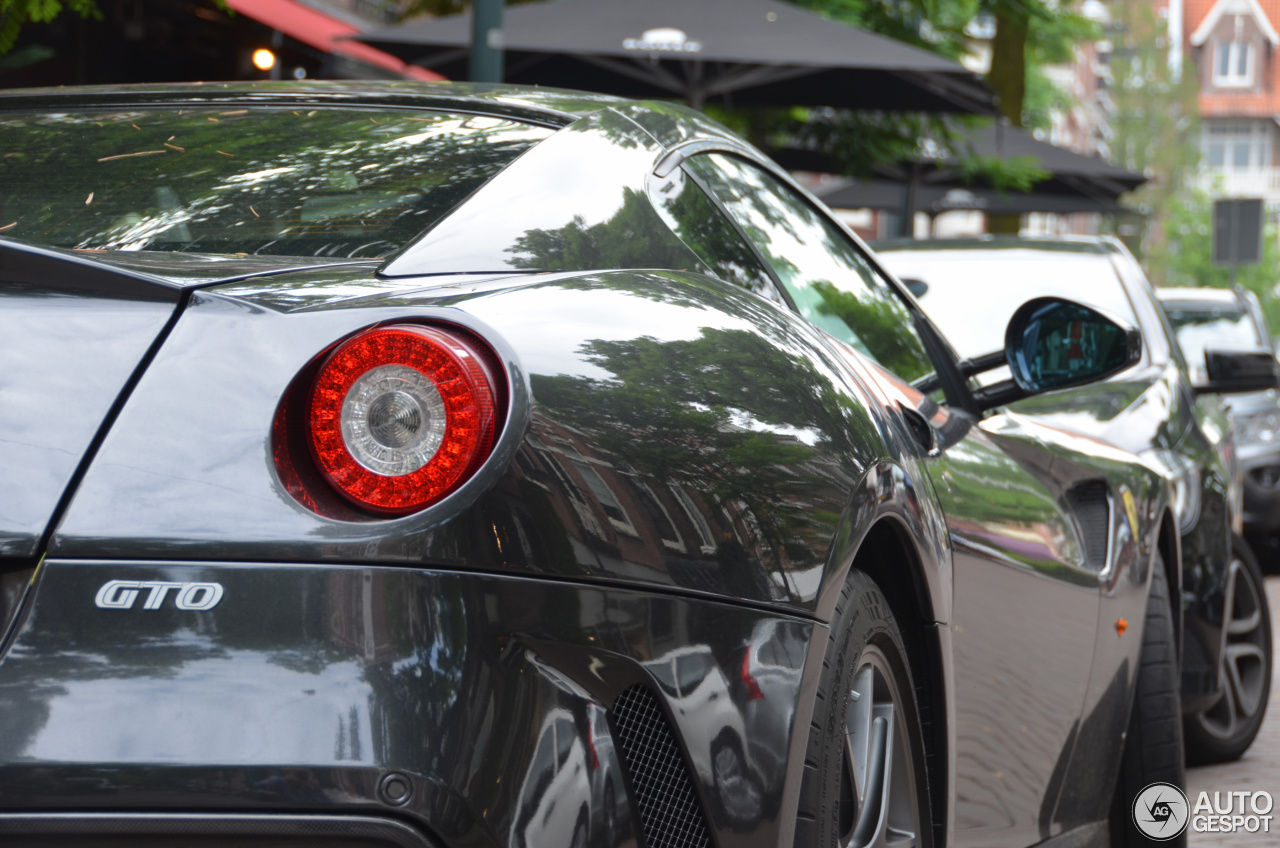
[1006,297,1143,394]
[1199,347,1280,395]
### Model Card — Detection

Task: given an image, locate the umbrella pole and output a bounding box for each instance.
[469,0,504,83]
[898,161,920,238]
[686,59,705,110]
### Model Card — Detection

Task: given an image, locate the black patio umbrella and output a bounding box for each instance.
[353,0,996,113]
[778,122,1145,222]
[815,178,1130,216]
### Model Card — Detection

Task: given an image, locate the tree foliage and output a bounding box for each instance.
[736,0,1095,206]
[0,0,99,54]
[1162,191,1280,334]
[1105,0,1201,286]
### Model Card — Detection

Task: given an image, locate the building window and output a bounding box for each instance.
[634,481,685,552]
[570,459,638,536]
[1214,40,1254,86]
[1204,121,1270,170]
[670,485,718,555]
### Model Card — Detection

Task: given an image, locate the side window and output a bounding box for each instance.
[647,165,785,304]
[686,153,936,384]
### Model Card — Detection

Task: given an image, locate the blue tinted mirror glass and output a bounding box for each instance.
[1008,299,1136,392]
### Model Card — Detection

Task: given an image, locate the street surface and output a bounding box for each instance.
[1187,577,1280,846]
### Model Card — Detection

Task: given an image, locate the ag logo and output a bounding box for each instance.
[1133,782,1190,840]
[94,580,224,611]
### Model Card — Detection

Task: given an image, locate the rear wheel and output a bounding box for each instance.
[1110,556,1186,848]
[795,569,931,848]
[1185,534,1272,764]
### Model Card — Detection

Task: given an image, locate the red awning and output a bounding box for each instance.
[224,0,445,81]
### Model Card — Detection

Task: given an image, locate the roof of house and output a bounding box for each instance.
[1190,0,1280,45]
[1188,0,1280,117]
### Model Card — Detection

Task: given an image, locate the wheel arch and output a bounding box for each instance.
[846,515,949,848]
[795,458,952,848]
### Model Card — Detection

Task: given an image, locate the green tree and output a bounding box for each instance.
[982,1,1100,232]
[0,0,98,54]
[1106,0,1201,284]
[1162,191,1280,333]
[730,0,1095,227]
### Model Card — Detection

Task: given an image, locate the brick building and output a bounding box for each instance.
[1178,0,1280,203]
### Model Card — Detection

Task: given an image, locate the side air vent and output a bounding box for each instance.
[1068,481,1111,572]
[611,684,712,848]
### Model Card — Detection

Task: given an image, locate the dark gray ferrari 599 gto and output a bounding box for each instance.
[0,82,1182,848]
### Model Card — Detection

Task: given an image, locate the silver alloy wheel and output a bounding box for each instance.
[842,644,922,848]
[1195,556,1269,740]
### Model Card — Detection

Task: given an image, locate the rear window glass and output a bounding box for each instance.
[0,107,552,258]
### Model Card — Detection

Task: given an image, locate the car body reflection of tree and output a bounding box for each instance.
[521,324,871,604]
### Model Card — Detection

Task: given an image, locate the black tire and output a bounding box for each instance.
[1110,556,1187,848]
[795,569,931,848]
[1184,533,1272,764]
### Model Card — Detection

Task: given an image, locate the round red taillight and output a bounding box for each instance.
[302,324,500,516]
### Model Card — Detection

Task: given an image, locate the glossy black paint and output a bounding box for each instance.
[0,83,1177,848]
[840,353,1162,847]
[876,236,1239,717]
[0,279,175,558]
[0,81,613,130]
[0,813,443,848]
[381,107,710,277]
[54,269,879,612]
[0,559,812,848]
[1202,347,1280,395]
[1158,287,1280,567]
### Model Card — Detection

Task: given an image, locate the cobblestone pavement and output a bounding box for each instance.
[1186,577,1280,846]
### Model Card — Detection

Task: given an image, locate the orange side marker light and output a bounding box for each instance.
[1115,618,1128,637]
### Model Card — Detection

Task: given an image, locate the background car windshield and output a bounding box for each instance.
[1164,306,1265,382]
[0,107,552,257]
[877,247,1142,366]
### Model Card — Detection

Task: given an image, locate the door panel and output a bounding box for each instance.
[929,415,1101,848]
[682,151,1108,844]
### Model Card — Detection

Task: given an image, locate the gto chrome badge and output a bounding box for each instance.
[94,580,224,611]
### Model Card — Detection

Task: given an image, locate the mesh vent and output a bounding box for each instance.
[610,684,712,848]
[1068,481,1110,572]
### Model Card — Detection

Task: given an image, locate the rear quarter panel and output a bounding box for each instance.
[51,267,893,616]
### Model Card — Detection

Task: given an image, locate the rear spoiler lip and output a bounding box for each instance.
[0,238,377,301]
[1,238,180,301]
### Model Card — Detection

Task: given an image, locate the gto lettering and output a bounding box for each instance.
[94,579,224,611]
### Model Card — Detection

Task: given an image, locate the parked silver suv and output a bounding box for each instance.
[1157,287,1280,571]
